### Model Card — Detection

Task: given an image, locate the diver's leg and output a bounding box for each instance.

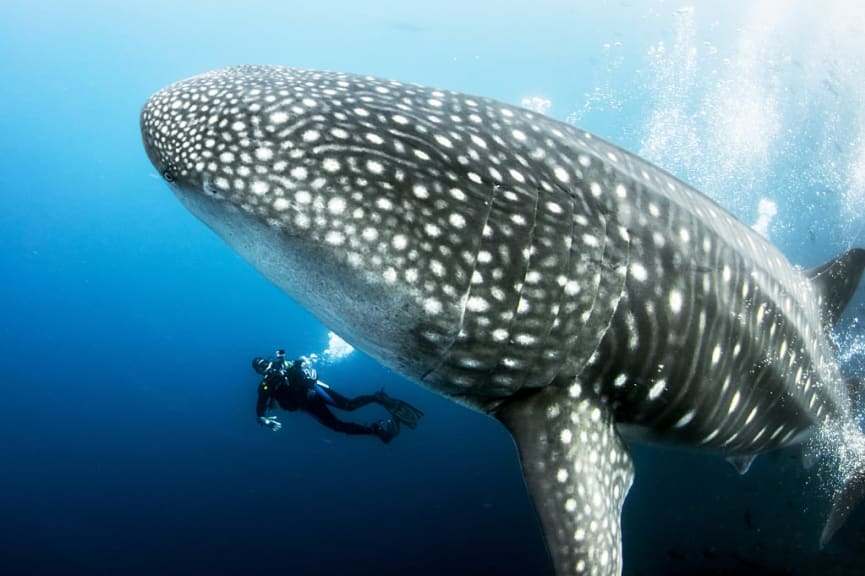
[316,385,377,411]
[305,396,376,436]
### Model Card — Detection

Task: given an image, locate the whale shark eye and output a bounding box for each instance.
[162,169,175,182]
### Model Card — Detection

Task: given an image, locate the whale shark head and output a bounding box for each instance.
[142,66,638,574]
[141,65,620,410]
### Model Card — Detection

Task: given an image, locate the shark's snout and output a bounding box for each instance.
[140,96,171,181]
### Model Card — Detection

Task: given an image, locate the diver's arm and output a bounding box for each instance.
[256,382,269,419]
[256,382,282,431]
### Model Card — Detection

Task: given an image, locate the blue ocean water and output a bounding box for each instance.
[2,1,865,575]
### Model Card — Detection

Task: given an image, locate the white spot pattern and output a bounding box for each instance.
[141,66,855,576]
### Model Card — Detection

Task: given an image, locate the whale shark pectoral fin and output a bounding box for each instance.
[726,454,757,475]
[496,385,634,576]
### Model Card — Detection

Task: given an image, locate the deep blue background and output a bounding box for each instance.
[2,2,864,575]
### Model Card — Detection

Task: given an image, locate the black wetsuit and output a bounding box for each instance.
[256,361,380,436]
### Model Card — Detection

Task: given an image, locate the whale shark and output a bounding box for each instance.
[141,66,865,576]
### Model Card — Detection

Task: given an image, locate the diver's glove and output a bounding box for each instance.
[258,416,282,431]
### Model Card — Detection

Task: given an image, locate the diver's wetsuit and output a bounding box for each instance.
[256,360,379,436]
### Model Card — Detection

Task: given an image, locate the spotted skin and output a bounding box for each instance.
[141,66,865,576]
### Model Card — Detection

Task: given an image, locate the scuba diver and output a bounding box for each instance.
[253,349,424,444]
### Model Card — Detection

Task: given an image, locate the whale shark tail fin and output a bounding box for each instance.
[821,424,865,547]
[809,248,865,546]
[845,377,864,410]
[496,384,634,576]
[822,466,865,547]
[805,248,865,329]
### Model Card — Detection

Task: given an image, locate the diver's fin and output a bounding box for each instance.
[376,391,424,430]
[496,384,634,576]
[805,248,865,328]
[371,418,399,444]
[726,454,757,475]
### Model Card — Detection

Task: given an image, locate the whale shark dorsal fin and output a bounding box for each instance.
[496,385,634,576]
[805,248,865,327]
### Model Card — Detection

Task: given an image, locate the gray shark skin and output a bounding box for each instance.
[141,66,865,576]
